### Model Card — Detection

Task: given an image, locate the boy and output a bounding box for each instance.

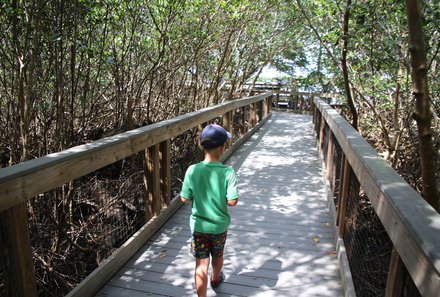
[180,124,239,297]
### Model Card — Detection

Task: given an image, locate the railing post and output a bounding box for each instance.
[159,140,171,207]
[294,94,299,110]
[0,204,37,297]
[240,106,246,135]
[308,96,314,113]
[263,98,268,118]
[319,113,326,156]
[250,103,257,128]
[325,131,334,182]
[144,144,161,218]
[222,110,233,147]
[223,111,233,133]
[337,155,351,236]
[258,100,264,122]
[267,95,272,115]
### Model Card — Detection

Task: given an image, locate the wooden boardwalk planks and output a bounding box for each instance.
[96,112,344,297]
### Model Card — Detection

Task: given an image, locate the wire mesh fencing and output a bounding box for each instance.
[25,157,148,296]
[342,173,393,297]
[323,123,394,296]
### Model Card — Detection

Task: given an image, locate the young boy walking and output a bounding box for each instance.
[180,124,239,297]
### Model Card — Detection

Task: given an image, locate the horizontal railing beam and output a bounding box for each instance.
[266,91,341,98]
[0,93,272,212]
[222,86,341,98]
[314,98,440,297]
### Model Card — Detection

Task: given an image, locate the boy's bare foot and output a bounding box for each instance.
[210,271,225,288]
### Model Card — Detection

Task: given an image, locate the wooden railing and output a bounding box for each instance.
[313,98,440,297]
[222,82,341,111]
[0,93,273,297]
[250,86,340,111]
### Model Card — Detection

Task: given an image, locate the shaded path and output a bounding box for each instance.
[96,112,343,296]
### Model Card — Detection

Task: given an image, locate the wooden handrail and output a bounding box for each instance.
[314,98,440,297]
[269,91,341,98]
[0,93,272,213]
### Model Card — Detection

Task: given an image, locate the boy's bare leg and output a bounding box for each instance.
[195,258,210,297]
[211,256,224,282]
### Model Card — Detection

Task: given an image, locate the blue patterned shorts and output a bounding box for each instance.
[191,231,227,259]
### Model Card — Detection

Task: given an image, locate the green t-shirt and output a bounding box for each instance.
[180,161,238,234]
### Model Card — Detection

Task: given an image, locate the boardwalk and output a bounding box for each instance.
[96,112,344,297]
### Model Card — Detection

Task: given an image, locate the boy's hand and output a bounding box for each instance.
[181,196,190,204]
[227,198,238,206]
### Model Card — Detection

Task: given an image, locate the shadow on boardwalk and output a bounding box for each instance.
[96,112,343,297]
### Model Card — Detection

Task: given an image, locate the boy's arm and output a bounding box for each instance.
[227,198,238,206]
[226,168,238,207]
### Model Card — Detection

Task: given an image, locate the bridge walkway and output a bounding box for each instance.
[96,112,344,297]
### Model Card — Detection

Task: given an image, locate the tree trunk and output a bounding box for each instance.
[390,44,406,167]
[341,0,358,130]
[210,30,234,105]
[406,0,439,211]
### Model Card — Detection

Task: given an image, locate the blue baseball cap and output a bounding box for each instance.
[200,124,232,149]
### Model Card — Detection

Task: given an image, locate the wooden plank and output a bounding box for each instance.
[126,241,340,273]
[175,218,333,235]
[117,266,342,288]
[314,98,440,297]
[144,231,335,253]
[122,238,341,277]
[0,92,272,212]
[97,286,168,297]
